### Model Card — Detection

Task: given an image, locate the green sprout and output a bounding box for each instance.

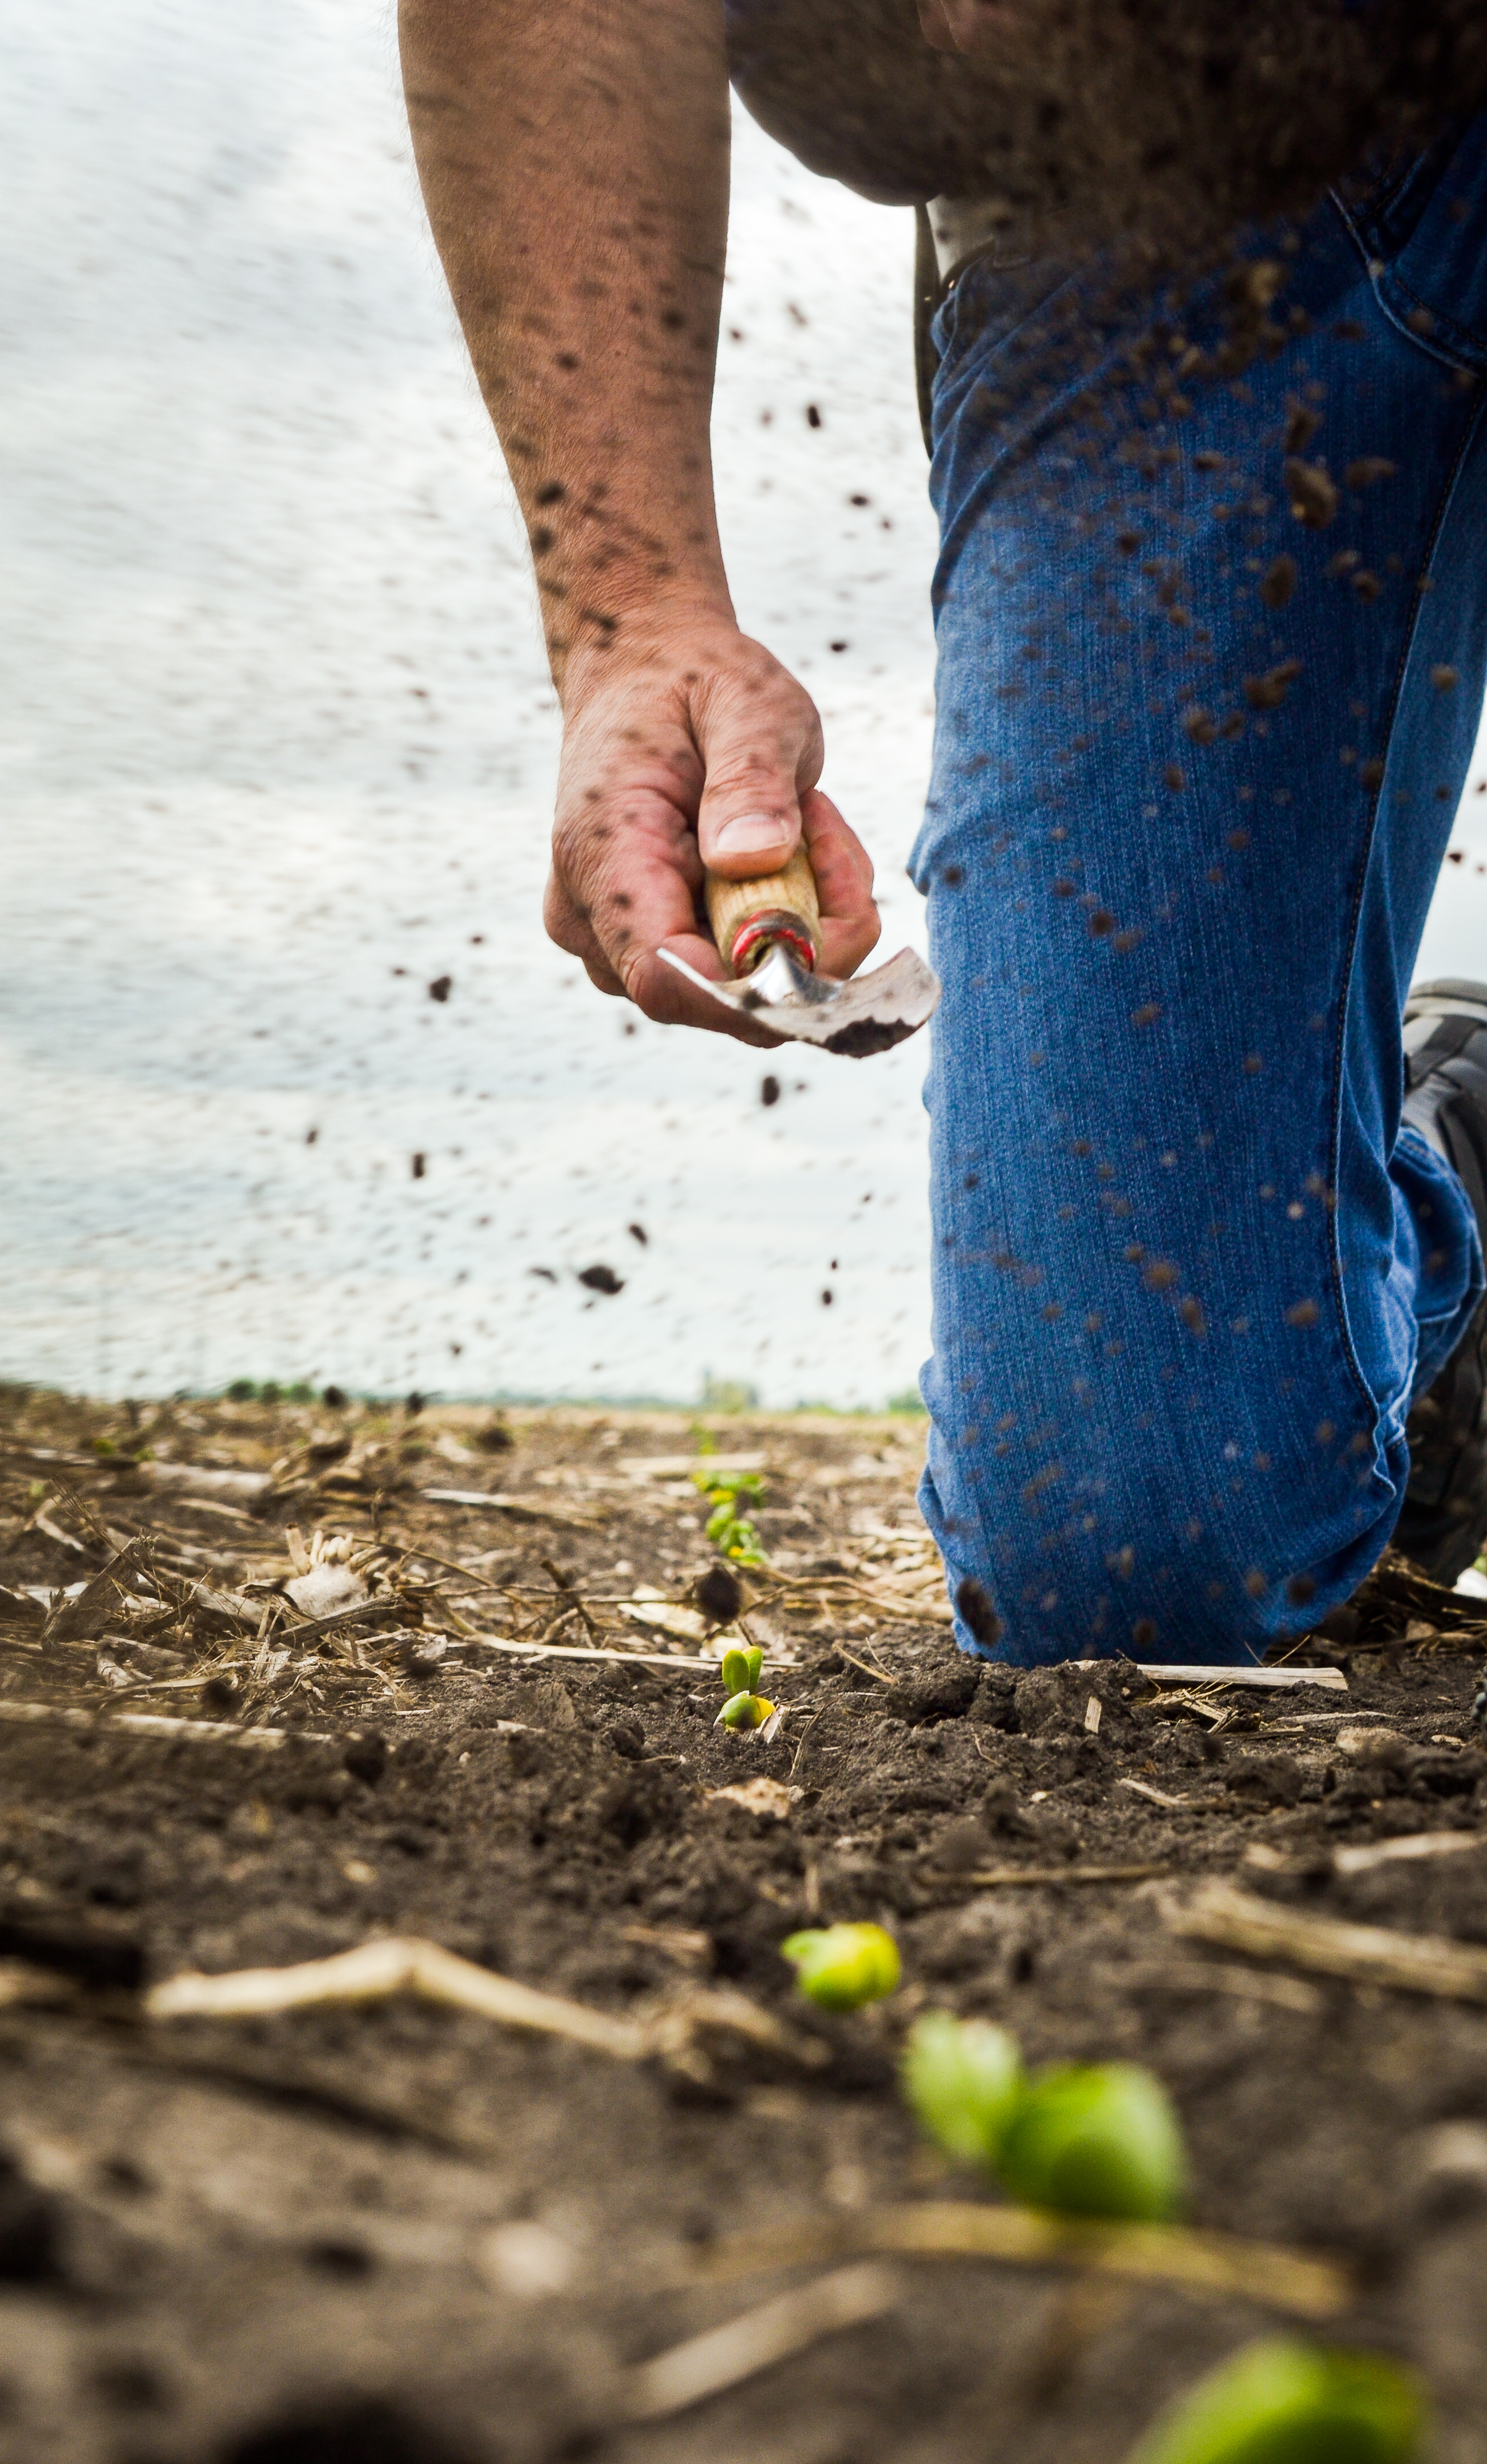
[901,2012,1023,2168]
[781,1922,901,2011]
[692,1466,767,1565]
[1125,2337,1426,2464]
[996,2061,1186,2223]
[715,1642,776,1732]
[900,2019,1188,2224]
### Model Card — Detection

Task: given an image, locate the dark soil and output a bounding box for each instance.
[3,1388,1487,2464]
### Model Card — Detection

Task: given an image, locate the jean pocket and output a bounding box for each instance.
[1356,114,1487,371]
[930,250,1082,397]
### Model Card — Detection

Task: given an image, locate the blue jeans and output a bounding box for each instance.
[912,121,1487,1667]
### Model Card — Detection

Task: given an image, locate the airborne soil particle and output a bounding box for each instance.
[2,1389,1487,2459]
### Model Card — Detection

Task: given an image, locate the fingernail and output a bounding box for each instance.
[713,813,790,856]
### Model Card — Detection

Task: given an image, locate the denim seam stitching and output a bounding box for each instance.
[1323,383,1487,1443]
[1336,128,1460,264]
[932,275,1138,588]
[1330,187,1487,376]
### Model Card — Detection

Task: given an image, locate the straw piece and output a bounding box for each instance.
[1122,1958,1323,2014]
[1242,1832,1487,1881]
[796,1574,954,1625]
[624,2263,898,2421]
[167,1495,259,1525]
[465,1633,715,1671]
[0,1441,96,1469]
[393,1546,514,1593]
[1119,1779,1195,1811]
[30,1510,90,1556]
[1332,1830,1487,1878]
[932,1862,1170,1889]
[146,1935,649,2055]
[0,1958,80,2010]
[140,1462,270,1503]
[275,1595,401,1643]
[42,1538,146,1644]
[144,1941,823,2079]
[1071,1663,1348,1693]
[646,1984,830,2075]
[1168,1878,1487,2003]
[0,1700,326,1749]
[419,1489,601,1530]
[691,2202,1348,2320]
[834,1646,897,1685]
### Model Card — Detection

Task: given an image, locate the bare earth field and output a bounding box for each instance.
[3,1388,1487,2464]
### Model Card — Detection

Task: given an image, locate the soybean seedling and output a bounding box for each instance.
[1125,2336,1426,2464]
[997,2060,1187,2222]
[902,2012,1024,2168]
[692,1466,767,1565]
[716,1642,776,1732]
[781,1922,901,2011]
[900,2015,1186,2224]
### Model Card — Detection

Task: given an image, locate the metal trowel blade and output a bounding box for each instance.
[658,941,941,1056]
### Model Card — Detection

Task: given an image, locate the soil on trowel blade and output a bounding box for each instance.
[2,1386,1487,2463]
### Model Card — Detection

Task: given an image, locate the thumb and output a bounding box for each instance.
[694,696,815,883]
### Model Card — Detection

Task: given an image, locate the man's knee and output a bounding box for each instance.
[920,1401,1399,1669]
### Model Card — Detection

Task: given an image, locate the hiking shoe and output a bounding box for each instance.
[1395,980,1487,1584]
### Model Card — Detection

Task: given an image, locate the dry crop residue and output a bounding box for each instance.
[1,1388,1487,2460]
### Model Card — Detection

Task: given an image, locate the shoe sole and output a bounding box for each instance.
[1405,978,1487,1022]
[1398,979,1487,1582]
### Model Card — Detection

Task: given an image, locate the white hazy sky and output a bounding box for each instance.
[3,1,1485,1407]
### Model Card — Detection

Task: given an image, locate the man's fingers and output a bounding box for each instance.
[582,955,629,997]
[550,769,881,1031]
[546,808,782,1042]
[694,664,822,880]
[543,875,625,991]
[802,787,875,908]
[697,808,800,879]
[639,934,786,1045]
[802,788,882,980]
[549,625,870,1043]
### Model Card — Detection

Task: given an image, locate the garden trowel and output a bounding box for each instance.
[658,844,940,1056]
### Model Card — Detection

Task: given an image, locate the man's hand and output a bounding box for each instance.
[400,0,878,1041]
[547,612,881,1042]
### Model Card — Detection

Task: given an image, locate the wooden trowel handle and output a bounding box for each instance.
[705,843,822,978]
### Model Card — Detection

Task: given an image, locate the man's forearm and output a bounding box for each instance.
[399,0,733,689]
[400,0,880,1032]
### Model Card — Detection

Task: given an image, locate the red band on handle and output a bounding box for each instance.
[730,911,818,976]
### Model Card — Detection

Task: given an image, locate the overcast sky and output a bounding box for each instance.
[2,0,1484,1407]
